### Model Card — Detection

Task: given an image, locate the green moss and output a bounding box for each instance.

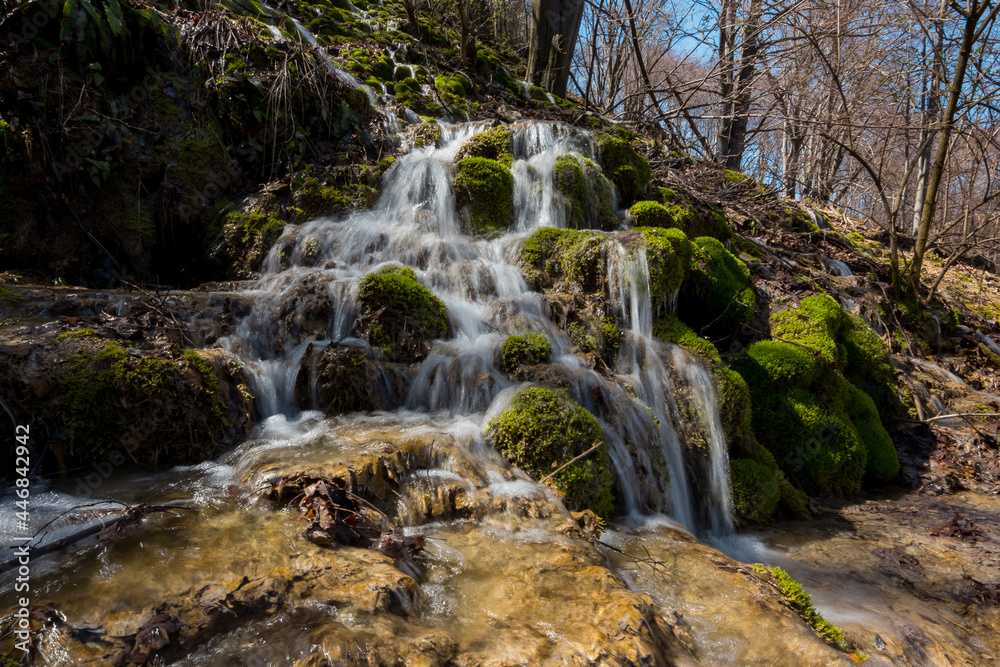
[567,317,619,359]
[518,228,607,291]
[453,157,514,235]
[735,340,823,389]
[0,285,23,305]
[841,311,896,415]
[222,210,286,274]
[593,132,651,205]
[730,458,780,523]
[736,296,898,492]
[658,187,676,204]
[394,77,422,95]
[640,227,693,315]
[629,201,672,228]
[759,388,867,493]
[292,175,376,218]
[61,343,174,455]
[846,385,899,484]
[684,236,756,329]
[751,565,850,652]
[435,72,472,97]
[498,332,552,373]
[456,126,514,167]
[183,349,225,420]
[717,365,752,439]
[55,328,100,342]
[527,85,549,101]
[486,386,614,517]
[357,265,449,361]
[771,295,844,364]
[553,154,617,231]
[653,315,718,360]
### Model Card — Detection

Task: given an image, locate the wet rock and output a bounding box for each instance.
[0,323,255,475]
[294,342,410,414]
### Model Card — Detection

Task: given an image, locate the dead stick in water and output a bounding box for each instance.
[540,442,605,485]
[901,412,1000,424]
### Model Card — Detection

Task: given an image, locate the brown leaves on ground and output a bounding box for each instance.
[268,473,425,568]
[929,513,984,542]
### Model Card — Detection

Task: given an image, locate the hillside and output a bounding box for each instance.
[1,0,1000,665]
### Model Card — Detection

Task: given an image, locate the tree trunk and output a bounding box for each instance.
[716,0,737,164]
[723,0,764,171]
[527,0,586,98]
[909,0,997,297]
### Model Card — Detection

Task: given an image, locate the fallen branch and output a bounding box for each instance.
[900,412,1000,424]
[540,441,605,485]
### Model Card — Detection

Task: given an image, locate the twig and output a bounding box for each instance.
[540,441,605,484]
[901,412,1000,424]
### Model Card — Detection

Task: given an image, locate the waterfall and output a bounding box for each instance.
[216,120,731,534]
[608,241,696,528]
[672,348,734,536]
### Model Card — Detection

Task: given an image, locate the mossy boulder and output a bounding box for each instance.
[730,458,780,524]
[567,316,620,362]
[435,72,473,97]
[682,237,756,331]
[631,198,731,243]
[593,132,651,205]
[0,334,254,474]
[486,386,614,517]
[732,296,900,493]
[294,342,408,414]
[498,332,552,373]
[629,201,672,228]
[517,227,606,291]
[847,385,900,483]
[220,210,286,278]
[763,388,868,493]
[640,227,693,315]
[456,126,514,167]
[653,314,719,361]
[356,265,450,362]
[553,154,617,231]
[292,173,378,219]
[454,157,515,235]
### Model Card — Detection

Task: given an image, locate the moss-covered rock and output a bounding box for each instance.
[730,458,780,524]
[292,173,378,219]
[0,334,254,474]
[846,385,900,483]
[456,126,514,167]
[653,314,719,361]
[454,157,515,235]
[220,210,286,278]
[356,265,450,362]
[593,132,651,205]
[771,294,844,364]
[517,227,607,291]
[554,154,617,231]
[294,342,408,414]
[435,71,473,97]
[498,332,552,373]
[567,316,620,361]
[486,386,614,517]
[640,227,693,315]
[629,201,672,228]
[734,309,899,495]
[683,236,756,330]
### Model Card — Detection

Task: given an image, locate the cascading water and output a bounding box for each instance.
[607,242,696,527]
[0,119,752,665]
[216,119,731,533]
